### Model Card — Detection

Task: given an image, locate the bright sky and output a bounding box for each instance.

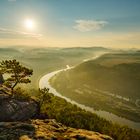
[0,0,140,48]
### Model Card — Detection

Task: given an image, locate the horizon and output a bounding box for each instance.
[0,0,140,48]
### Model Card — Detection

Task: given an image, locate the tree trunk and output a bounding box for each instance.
[11,82,18,95]
[11,88,14,95]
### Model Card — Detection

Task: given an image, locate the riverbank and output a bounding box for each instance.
[39,67,140,130]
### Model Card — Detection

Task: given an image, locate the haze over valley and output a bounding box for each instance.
[0,0,140,139]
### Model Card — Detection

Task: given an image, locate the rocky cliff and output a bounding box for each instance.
[0,94,113,139]
[0,119,113,140]
[0,94,38,121]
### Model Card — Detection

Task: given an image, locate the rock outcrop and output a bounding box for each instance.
[0,119,113,140]
[0,94,38,121]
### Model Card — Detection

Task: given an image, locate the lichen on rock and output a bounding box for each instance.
[0,119,113,140]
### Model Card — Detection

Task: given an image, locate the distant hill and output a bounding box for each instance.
[70,53,140,99]
[50,52,140,122]
[0,46,110,88]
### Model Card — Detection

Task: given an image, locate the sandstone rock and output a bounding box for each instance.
[0,119,113,140]
[0,96,38,121]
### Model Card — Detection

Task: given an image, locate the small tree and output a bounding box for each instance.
[38,88,50,108]
[36,88,52,117]
[0,59,33,94]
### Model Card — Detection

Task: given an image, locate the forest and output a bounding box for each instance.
[37,89,140,140]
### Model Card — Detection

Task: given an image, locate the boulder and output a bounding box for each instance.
[0,95,38,121]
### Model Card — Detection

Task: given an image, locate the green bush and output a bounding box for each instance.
[13,87,31,101]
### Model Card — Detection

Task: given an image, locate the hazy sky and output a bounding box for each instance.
[0,0,140,48]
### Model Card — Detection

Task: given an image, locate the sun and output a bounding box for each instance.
[24,19,35,30]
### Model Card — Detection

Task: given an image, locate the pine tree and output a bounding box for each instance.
[0,59,33,94]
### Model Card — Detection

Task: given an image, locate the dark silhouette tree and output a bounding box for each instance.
[0,59,33,94]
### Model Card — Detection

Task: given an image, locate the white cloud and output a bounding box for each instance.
[0,28,43,39]
[73,20,108,32]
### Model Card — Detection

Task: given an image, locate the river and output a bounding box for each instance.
[39,55,140,130]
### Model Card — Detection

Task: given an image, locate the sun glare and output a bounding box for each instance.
[24,19,35,30]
